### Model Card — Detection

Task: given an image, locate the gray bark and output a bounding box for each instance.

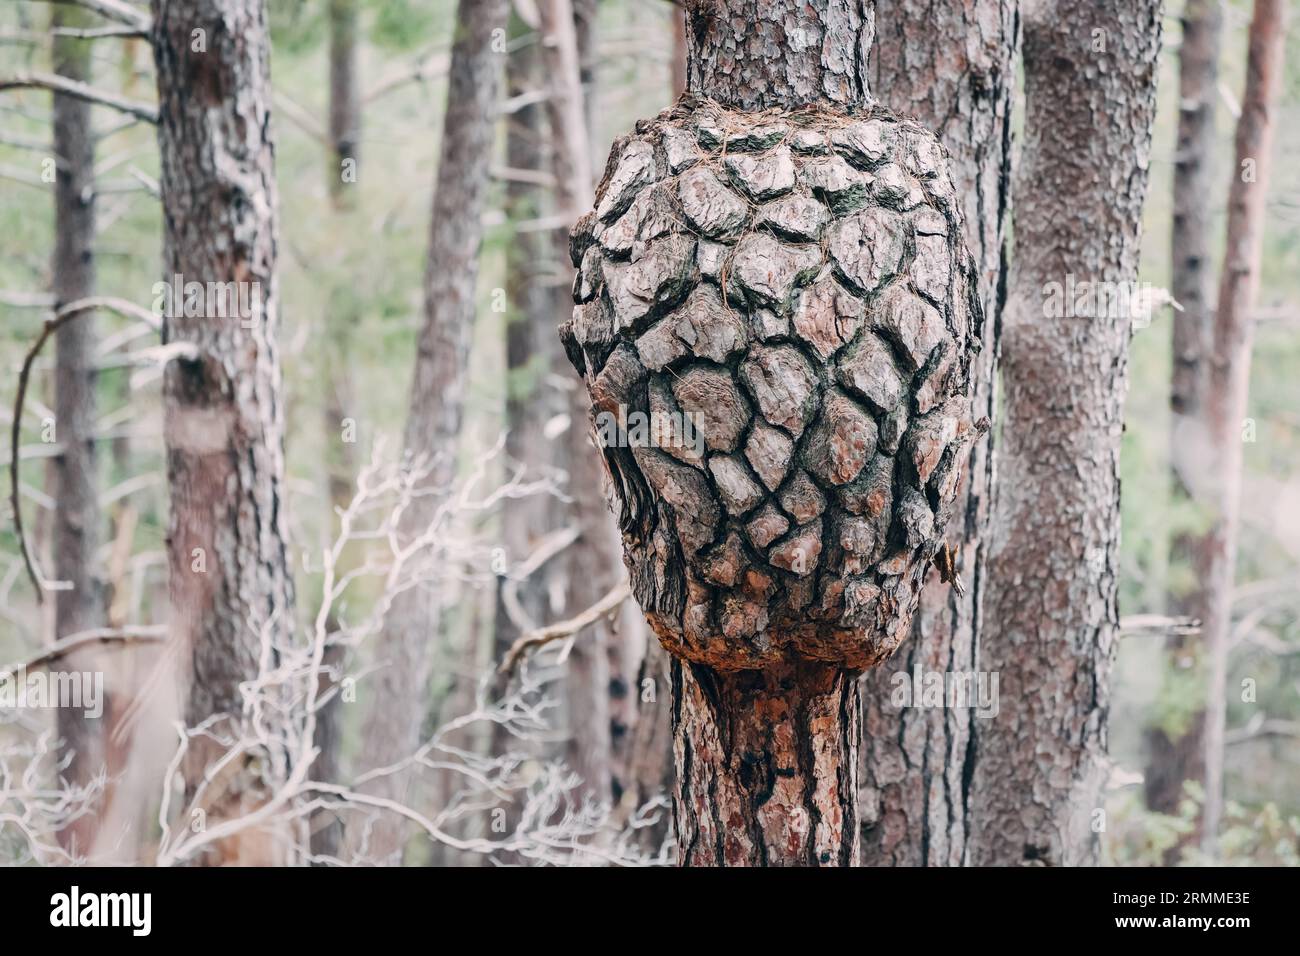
[356,0,507,863]
[151,0,295,866]
[969,0,1163,867]
[51,3,105,857]
[857,0,1016,868]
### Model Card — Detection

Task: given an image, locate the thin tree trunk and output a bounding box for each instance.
[969,0,1163,867]
[1145,0,1223,831]
[51,2,104,857]
[312,0,362,864]
[538,0,616,806]
[857,0,1016,868]
[151,0,296,866]
[1200,0,1287,856]
[355,0,507,864]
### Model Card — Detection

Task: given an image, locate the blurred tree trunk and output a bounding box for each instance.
[355,0,507,864]
[1200,0,1286,856]
[857,0,1016,868]
[311,0,362,863]
[152,0,295,866]
[1145,0,1223,831]
[538,0,617,807]
[50,3,105,858]
[969,0,1163,867]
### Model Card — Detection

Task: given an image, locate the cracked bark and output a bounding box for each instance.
[968,0,1163,867]
[857,0,1016,868]
[563,0,982,866]
[152,0,295,866]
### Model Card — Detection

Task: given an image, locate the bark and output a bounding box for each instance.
[51,3,105,857]
[857,0,1016,867]
[1145,0,1223,828]
[562,0,983,866]
[151,0,295,866]
[669,1,687,95]
[683,0,874,112]
[968,0,1163,867]
[674,659,860,865]
[356,0,507,863]
[312,0,362,864]
[1200,0,1286,856]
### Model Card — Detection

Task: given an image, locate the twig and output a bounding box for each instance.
[9,297,161,601]
[25,0,151,33]
[1,625,166,674]
[499,580,631,676]
[0,71,158,123]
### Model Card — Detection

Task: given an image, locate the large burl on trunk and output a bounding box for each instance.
[560,0,980,866]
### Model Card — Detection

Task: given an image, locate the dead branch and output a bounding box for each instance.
[0,72,158,123]
[499,580,632,677]
[1,625,166,674]
[25,0,151,32]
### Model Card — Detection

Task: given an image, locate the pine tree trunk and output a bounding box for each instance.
[1145,0,1223,832]
[968,0,1163,867]
[563,0,982,866]
[312,0,363,863]
[1200,0,1287,856]
[51,2,104,857]
[356,0,507,863]
[857,0,1016,868]
[152,0,295,866]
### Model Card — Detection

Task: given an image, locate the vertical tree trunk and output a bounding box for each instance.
[674,660,860,866]
[50,3,104,857]
[312,0,363,864]
[857,0,1016,867]
[356,0,507,863]
[538,0,617,806]
[969,0,1163,867]
[1199,0,1286,855]
[151,0,296,866]
[1145,0,1223,829]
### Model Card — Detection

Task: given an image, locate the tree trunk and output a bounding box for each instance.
[151,0,295,866]
[563,0,983,866]
[968,0,1163,867]
[674,659,860,866]
[538,0,618,810]
[312,0,363,864]
[1145,0,1223,830]
[857,0,1016,867]
[51,3,104,857]
[1200,0,1286,856]
[355,0,507,863]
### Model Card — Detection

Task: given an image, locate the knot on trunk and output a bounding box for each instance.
[561,99,981,673]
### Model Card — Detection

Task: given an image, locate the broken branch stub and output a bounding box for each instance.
[561,95,981,675]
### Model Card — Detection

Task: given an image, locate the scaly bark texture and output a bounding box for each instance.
[51,3,105,857]
[356,0,507,863]
[1146,0,1223,829]
[969,0,1163,867]
[1199,0,1286,855]
[683,0,874,111]
[562,0,982,864]
[858,0,1016,867]
[152,0,295,866]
